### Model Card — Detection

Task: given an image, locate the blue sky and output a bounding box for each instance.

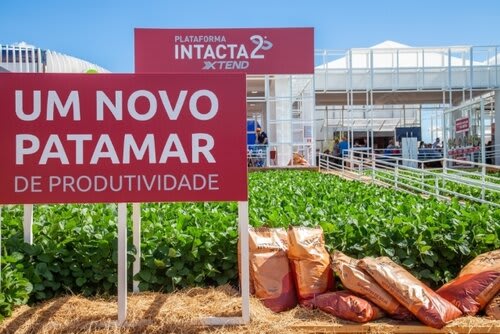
[2,0,500,73]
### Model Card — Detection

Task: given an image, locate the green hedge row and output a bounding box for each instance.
[1,170,499,319]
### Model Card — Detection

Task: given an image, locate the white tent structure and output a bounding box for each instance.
[314,41,500,155]
[0,42,109,73]
[315,40,494,92]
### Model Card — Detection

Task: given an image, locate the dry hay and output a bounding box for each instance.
[1,286,499,334]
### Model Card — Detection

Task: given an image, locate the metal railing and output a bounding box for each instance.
[318,149,500,207]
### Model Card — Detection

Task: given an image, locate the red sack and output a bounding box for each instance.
[437,250,500,315]
[437,271,500,315]
[312,291,385,323]
[359,256,462,329]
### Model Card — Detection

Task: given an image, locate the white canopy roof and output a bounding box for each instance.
[318,40,485,69]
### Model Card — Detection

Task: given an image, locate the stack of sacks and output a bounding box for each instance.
[287,226,334,306]
[437,249,500,316]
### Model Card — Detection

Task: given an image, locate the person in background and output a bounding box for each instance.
[256,127,268,145]
[333,138,340,157]
[486,140,494,165]
[253,127,268,167]
[384,139,396,155]
[338,136,349,161]
[387,139,396,149]
[432,137,441,148]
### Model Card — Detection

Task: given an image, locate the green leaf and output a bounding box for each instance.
[423,256,434,267]
[76,277,87,287]
[139,270,153,282]
[403,258,415,268]
[168,248,178,258]
[458,244,470,255]
[154,259,166,268]
[484,234,497,244]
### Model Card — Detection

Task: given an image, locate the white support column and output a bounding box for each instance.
[480,99,486,166]
[238,201,250,323]
[495,90,500,165]
[132,203,141,293]
[23,204,33,244]
[275,76,292,166]
[117,203,128,325]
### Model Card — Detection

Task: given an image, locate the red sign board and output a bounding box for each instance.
[455,117,469,133]
[134,28,314,74]
[0,73,247,204]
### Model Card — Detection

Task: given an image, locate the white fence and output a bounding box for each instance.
[318,149,500,208]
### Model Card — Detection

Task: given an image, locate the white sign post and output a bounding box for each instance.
[132,203,141,293]
[23,204,33,244]
[117,203,128,325]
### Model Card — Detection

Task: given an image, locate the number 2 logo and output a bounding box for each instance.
[249,35,273,59]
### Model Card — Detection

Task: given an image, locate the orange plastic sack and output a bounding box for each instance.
[331,251,413,320]
[312,291,385,323]
[287,226,334,305]
[485,293,500,319]
[437,249,500,315]
[359,256,462,329]
[239,227,296,312]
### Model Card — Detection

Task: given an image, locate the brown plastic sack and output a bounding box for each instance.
[437,249,500,315]
[359,256,462,329]
[288,152,310,166]
[251,250,297,312]
[287,226,334,305]
[238,227,296,312]
[485,293,500,319]
[459,249,500,276]
[331,251,413,320]
[312,291,385,323]
[238,227,288,294]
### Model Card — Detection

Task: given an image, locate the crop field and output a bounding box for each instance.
[0,169,499,321]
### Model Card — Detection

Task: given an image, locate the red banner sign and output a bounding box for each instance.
[134,28,314,74]
[0,73,247,204]
[455,117,469,133]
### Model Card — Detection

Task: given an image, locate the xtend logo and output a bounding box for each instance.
[174,34,273,70]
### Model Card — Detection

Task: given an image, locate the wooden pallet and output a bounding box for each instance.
[290,323,499,333]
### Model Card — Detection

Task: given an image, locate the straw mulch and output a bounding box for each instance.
[1,286,499,334]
